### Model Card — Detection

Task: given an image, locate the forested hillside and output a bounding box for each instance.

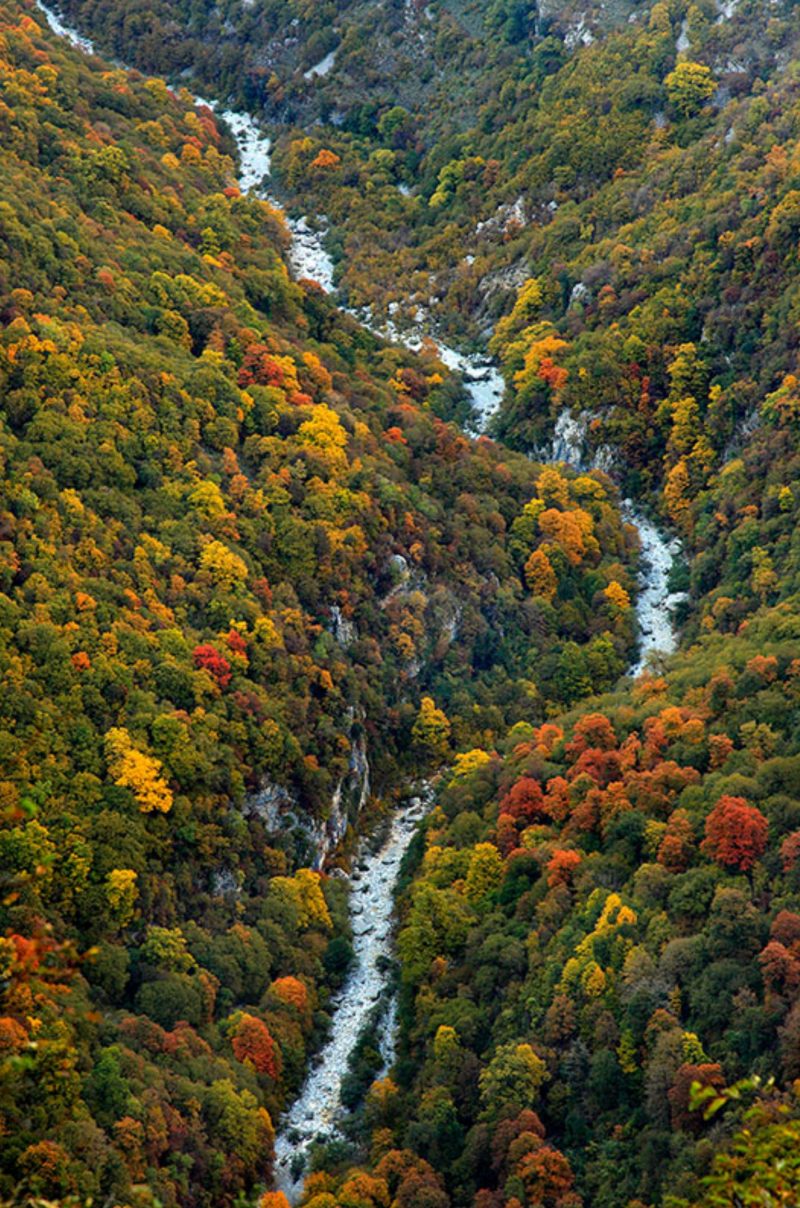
[0,4,645,1204]
[5,0,800,1204]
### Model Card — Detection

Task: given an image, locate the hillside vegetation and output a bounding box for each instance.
[5,0,800,1204]
[0,4,644,1204]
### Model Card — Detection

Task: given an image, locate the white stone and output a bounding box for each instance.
[35,1,96,54]
[273,787,434,1202]
[304,49,337,79]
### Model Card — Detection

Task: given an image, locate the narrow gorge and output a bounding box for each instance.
[29,9,687,1202]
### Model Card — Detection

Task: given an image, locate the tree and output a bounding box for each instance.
[525,548,557,601]
[104,728,173,813]
[479,1043,548,1120]
[199,539,249,590]
[433,1026,462,1081]
[657,809,695,873]
[664,459,692,533]
[297,405,349,472]
[538,508,595,566]
[140,926,195,972]
[105,869,138,926]
[603,580,630,611]
[547,849,582,889]
[681,1083,800,1206]
[759,941,800,998]
[310,148,340,170]
[782,830,800,872]
[378,105,413,145]
[665,61,715,117]
[567,713,617,756]
[751,547,778,603]
[204,1079,275,1178]
[668,1062,724,1132]
[270,869,333,931]
[397,884,474,982]
[499,777,545,821]
[231,1013,281,1078]
[269,975,309,1016]
[451,749,493,779]
[412,697,452,762]
[701,796,768,873]
[193,643,233,688]
[518,1144,577,1207]
[513,331,569,395]
[465,843,504,907]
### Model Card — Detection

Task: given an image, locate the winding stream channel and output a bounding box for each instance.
[273,790,430,1199]
[34,7,686,1198]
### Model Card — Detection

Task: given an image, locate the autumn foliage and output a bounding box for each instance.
[231,1014,281,1079]
[701,796,769,873]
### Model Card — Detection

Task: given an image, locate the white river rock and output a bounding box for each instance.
[273,790,430,1202]
[36,0,97,52]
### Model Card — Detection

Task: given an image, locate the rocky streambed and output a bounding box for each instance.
[273,790,430,1201]
[192,105,686,673]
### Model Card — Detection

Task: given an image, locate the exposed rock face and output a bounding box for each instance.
[242,779,296,829]
[329,604,357,647]
[241,725,372,871]
[310,731,372,870]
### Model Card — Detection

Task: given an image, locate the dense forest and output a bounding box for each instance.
[5,0,800,1204]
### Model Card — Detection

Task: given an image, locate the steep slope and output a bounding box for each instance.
[41,0,643,132]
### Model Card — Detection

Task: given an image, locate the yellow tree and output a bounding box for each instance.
[412,697,452,762]
[664,459,692,534]
[524,548,557,601]
[104,728,173,814]
[538,507,595,566]
[297,405,349,474]
[105,869,138,926]
[271,869,332,931]
[604,580,631,611]
[464,843,504,907]
[665,61,716,117]
[199,539,249,591]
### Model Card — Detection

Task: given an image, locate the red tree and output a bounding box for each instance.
[496,813,519,857]
[547,849,582,889]
[568,747,621,787]
[232,1013,281,1078]
[226,630,248,657]
[566,712,617,757]
[542,776,571,824]
[491,1108,546,1173]
[657,808,695,873]
[771,910,800,946]
[759,940,800,997]
[237,343,286,388]
[701,795,768,872]
[0,1016,28,1053]
[499,777,544,822]
[518,1144,577,1206]
[780,830,800,872]
[269,976,311,1030]
[193,644,232,688]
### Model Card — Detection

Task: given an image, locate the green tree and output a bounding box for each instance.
[479,1043,548,1121]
